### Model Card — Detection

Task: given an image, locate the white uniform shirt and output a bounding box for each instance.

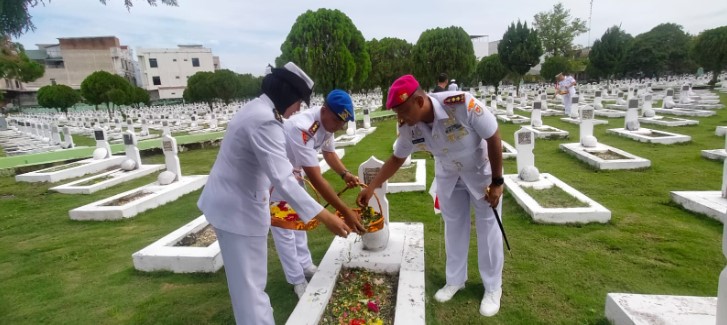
[198,94,323,236]
[558,76,576,96]
[270,106,336,201]
[394,92,498,199]
[447,83,459,91]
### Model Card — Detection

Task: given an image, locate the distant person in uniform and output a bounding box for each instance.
[198,62,351,325]
[433,73,449,93]
[271,89,365,299]
[357,75,506,317]
[556,72,577,115]
[447,78,459,91]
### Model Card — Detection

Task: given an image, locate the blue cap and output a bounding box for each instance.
[326,89,355,122]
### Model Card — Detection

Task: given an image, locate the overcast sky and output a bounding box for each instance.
[16,0,727,76]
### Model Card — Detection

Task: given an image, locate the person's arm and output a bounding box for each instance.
[356,155,407,207]
[251,121,350,237]
[303,163,366,234]
[466,96,504,207]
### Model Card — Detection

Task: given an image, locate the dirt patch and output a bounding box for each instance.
[589,150,629,160]
[100,191,152,206]
[174,225,217,247]
[38,162,85,173]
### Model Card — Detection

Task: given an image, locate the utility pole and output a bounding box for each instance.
[588,0,594,45]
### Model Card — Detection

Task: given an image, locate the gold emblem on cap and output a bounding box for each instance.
[399,92,409,102]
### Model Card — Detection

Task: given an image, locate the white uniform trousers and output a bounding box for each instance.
[563,94,573,115]
[271,227,314,285]
[438,178,504,292]
[214,227,274,325]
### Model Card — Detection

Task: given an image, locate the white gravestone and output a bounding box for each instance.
[531,101,543,127]
[50,124,62,145]
[570,96,580,118]
[663,89,675,109]
[43,124,52,142]
[93,128,112,160]
[594,90,603,110]
[346,120,355,136]
[506,97,514,116]
[162,120,171,136]
[126,119,135,133]
[515,127,539,181]
[141,119,149,136]
[625,99,640,131]
[358,156,390,251]
[61,126,74,149]
[363,108,371,129]
[490,95,498,112]
[642,94,655,117]
[160,135,181,183]
[190,115,197,128]
[580,106,597,148]
[680,85,691,104]
[122,131,142,171]
[540,94,549,110]
[209,114,218,129]
[0,116,7,131]
[723,134,727,199]
[115,118,122,131]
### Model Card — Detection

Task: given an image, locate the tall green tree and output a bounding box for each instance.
[476,54,508,93]
[539,55,571,82]
[3,0,178,38]
[276,8,370,94]
[80,70,132,115]
[129,86,150,107]
[36,84,79,113]
[210,69,241,105]
[533,2,588,57]
[622,23,694,77]
[184,71,215,109]
[588,26,632,80]
[412,26,476,90]
[622,37,661,78]
[366,37,414,107]
[236,73,261,99]
[498,21,543,94]
[692,25,727,86]
[0,38,44,82]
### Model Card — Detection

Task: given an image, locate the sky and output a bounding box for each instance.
[16,0,727,76]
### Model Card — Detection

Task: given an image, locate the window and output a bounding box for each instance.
[152,76,161,85]
[173,58,177,62]
[192,58,200,67]
[149,58,158,68]
[175,76,180,79]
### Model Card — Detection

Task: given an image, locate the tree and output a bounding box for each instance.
[236,73,261,99]
[366,38,414,107]
[276,8,370,94]
[692,26,727,86]
[210,69,241,105]
[3,0,178,38]
[533,3,588,57]
[539,55,571,82]
[621,23,694,77]
[476,54,508,93]
[36,84,80,113]
[498,21,543,94]
[184,71,215,109]
[129,87,150,107]
[80,70,132,115]
[412,26,476,90]
[622,37,661,78]
[0,38,44,82]
[588,26,632,80]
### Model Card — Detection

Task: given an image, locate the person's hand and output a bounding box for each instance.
[485,184,503,207]
[317,210,351,238]
[343,172,360,189]
[356,186,374,208]
[341,207,366,235]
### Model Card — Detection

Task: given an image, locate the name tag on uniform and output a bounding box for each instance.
[444,123,463,134]
[412,138,425,144]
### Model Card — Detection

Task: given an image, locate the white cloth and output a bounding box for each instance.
[270,106,336,285]
[393,91,503,291]
[198,94,323,324]
[447,83,459,91]
[214,227,274,325]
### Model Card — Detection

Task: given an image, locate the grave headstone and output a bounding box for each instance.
[363,108,371,129]
[358,156,390,251]
[663,89,675,109]
[515,127,538,181]
[122,131,142,170]
[61,126,74,149]
[50,124,62,145]
[141,119,149,136]
[594,90,603,109]
[115,118,122,131]
[506,97,514,116]
[625,99,640,131]
[531,101,543,127]
[93,128,112,159]
[346,120,355,136]
[209,114,218,129]
[162,120,171,136]
[570,96,580,118]
[579,106,597,148]
[642,94,655,117]
[161,135,182,182]
[0,116,7,131]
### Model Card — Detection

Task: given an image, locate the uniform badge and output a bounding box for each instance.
[308,121,319,136]
[473,104,484,116]
[444,94,465,105]
[301,131,310,144]
[273,109,283,123]
[468,98,476,110]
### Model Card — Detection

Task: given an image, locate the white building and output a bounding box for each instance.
[471,35,490,61]
[137,45,218,100]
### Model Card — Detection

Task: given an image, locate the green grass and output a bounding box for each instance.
[522,186,590,208]
[389,162,417,183]
[1,92,727,324]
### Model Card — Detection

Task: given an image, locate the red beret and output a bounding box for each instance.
[386,74,420,109]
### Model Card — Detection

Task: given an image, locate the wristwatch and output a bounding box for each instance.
[339,169,351,180]
[491,176,504,186]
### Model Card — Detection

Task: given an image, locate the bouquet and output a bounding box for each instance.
[270,201,320,231]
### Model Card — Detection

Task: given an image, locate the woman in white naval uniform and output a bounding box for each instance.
[271,89,365,298]
[358,75,506,317]
[197,62,351,325]
[556,72,577,115]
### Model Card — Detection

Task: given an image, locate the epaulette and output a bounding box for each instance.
[308,121,319,136]
[443,94,465,105]
[301,131,310,144]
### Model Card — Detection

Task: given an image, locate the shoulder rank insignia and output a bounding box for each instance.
[468,98,476,110]
[443,94,465,105]
[301,131,310,144]
[273,109,282,123]
[308,121,320,136]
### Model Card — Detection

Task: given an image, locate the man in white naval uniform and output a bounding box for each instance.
[357,75,505,317]
[271,89,365,298]
[556,72,577,115]
[198,62,351,325]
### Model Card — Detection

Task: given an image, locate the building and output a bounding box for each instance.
[137,45,217,100]
[471,35,489,61]
[25,36,136,90]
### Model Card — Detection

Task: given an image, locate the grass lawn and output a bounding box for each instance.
[522,185,590,208]
[1,92,726,324]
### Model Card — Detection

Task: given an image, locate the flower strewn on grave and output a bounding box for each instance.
[320,268,397,325]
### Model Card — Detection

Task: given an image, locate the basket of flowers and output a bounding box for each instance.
[270,178,321,231]
[334,184,385,233]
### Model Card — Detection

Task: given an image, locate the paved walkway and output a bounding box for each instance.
[0,131,225,169]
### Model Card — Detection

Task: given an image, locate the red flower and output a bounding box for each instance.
[277,201,289,211]
[284,213,299,221]
[367,301,379,313]
[350,319,365,325]
[362,282,374,298]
